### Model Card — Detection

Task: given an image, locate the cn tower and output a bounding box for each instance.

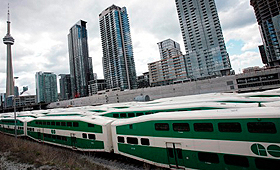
[3,4,15,96]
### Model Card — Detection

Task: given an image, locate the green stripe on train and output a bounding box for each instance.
[103,107,224,118]
[27,120,103,133]
[116,118,280,143]
[27,132,104,150]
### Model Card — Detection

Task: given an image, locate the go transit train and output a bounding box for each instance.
[0,91,280,169]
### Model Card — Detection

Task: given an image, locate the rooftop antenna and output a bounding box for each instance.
[8,3,10,22]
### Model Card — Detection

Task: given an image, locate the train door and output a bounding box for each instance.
[166,142,185,169]
[37,128,41,141]
[70,133,77,149]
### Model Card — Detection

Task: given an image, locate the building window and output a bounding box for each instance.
[155,123,169,131]
[247,122,277,134]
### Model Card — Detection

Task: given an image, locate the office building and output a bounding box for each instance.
[59,74,72,100]
[68,20,93,98]
[158,39,182,60]
[250,0,280,66]
[99,5,137,90]
[149,39,188,86]
[35,72,58,103]
[137,72,150,88]
[3,5,15,97]
[175,0,232,79]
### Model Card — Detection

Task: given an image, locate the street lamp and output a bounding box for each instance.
[14,76,18,138]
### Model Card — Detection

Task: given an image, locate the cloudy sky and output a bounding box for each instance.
[0,0,263,95]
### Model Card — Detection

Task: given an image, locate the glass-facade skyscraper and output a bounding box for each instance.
[68,20,94,98]
[250,0,280,66]
[158,39,182,60]
[59,74,72,100]
[35,71,58,103]
[175,0,232,79]
[99,5,137,90]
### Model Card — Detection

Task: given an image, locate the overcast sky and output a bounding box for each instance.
[0,0,263,95]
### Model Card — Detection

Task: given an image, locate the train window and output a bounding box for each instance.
[247,122,277,134]
[176,149,183,159]
[51,122,55,126]
[118,136,125,143]
[47,122,50,126]
[61,122,66,126]
[141,138,150,146]
[73,122,79,127]
[82,133,87,139]
[120,113,126,118]
[173,123,190,131]
[62,136,67,141]
[224,154,249,167]
[128,113,134,117]
[136,112,144,116]
[168,148,174,158]
[47,134,51,138]
[43,122,46,125]
[145,112,152,115]
[35,121,38,125]
[57,136,62,140]
[127,137,138,144]
[129,124,133,129]
[113,114,119,118]
[194,123,213,132]
[56,122,60,126]
[255,158,280,170]
[88,134,96,140]
[67,122,72,127]
[218,123,242,132]
[198,152,219,163]
[155,123,169,131]
[52,135,56,139]
[88,123,94,127]
[39,122,42,125]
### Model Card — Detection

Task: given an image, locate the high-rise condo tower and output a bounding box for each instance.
[175,0,232,79]
[68,20,94,98]
[250,0,280,66]
[99,5,137,90]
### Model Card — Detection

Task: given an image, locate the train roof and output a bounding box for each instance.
[30,115,115,125]
[98,102,261,114]
[1,116,35,122]
[111,107,280,126]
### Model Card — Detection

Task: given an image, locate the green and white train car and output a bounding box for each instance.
[26,115,115,152]
[0,117,34,137]
[111,107,280,170]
